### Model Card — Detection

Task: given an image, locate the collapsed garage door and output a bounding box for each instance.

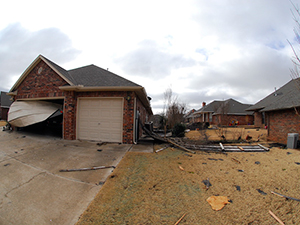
[77,98,123,142]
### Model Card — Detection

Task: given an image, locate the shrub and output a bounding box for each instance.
[172,123,186,137]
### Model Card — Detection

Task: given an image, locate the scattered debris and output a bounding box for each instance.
[236,185,241,191]
[202,178,212,190]
[208,158,218,161]
[174,213,187,225]
[97,149,103,152]
[178,165,185,171]
[231,158,241,164]
[257,189,267,195]
[184,154,192,157]
[238,146,244,151]
[269,210,285,225]
[295,162,300,165]
[238,169,244,172]
[271,191,300,202]
[4,163,11,167]
[287,152,292,155]
[59,165,115,172]
[219,143,225,151]
[156,146,168,153]
[206,196,230,211]
[258,144,269,151]
[255,161,261,165]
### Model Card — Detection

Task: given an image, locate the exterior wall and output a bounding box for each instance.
[267,108,300,144]
[15,61,67,100]
[136,96,151,139]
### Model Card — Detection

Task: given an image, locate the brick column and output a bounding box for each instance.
[63,91,76,140]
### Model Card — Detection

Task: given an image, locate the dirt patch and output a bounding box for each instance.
[77,144,300,224]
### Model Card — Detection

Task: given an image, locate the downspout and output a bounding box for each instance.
[133,97,137,144]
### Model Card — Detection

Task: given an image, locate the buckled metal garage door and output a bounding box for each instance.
[77,98,123,142]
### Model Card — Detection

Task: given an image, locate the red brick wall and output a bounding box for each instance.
[267,108,300,144]
[136,97,151,139]
[15,61,67,100]
[254,111,263,127]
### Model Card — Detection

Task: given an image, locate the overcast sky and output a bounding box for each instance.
[0,0,298,114]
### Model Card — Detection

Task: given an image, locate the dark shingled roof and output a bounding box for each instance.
[68,65,141,87]
[42,56,141,87]
[195,98,253,115]
[247,78,300,112]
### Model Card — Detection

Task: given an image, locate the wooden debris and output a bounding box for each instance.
[219,143,225,151]
[155,146,168,153]
[258,143,269,151]
[231,158,241,164]
[168,139,196,154]
[271,191,300,202]
[238,146,244,151]
[178,165,185,171]
[174,213,187,225]
[269,210,285,225]
[59,165,115,172]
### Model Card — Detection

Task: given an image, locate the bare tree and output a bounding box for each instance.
[289,1,300,79]
[160,87,187,136]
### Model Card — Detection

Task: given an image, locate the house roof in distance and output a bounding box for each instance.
[247,78,300,112]
[194,98,253,115]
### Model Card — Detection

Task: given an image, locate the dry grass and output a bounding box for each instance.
[77,131,300,224]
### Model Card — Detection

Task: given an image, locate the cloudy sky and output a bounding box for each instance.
[0,0,298,114]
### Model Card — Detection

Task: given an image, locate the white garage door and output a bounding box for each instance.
[77,98,123,142]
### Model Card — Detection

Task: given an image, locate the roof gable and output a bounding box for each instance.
[10,55,75,92]
[247,78,300,112]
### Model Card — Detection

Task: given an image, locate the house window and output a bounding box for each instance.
[209,113,212,122]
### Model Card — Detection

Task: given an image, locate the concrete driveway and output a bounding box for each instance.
[0,130,131,225]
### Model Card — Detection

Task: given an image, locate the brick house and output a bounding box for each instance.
[191,98,254,126]
[247,78,300,144]
[8,55,152,144]
[0,91,12,120]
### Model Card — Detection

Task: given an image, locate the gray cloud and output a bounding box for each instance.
[115,39,196,78]
[0,23,80,91]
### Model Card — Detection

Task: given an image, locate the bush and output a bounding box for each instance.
[172,123,186,137]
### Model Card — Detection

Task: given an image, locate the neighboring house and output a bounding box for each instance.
[191,98,254,126]
[246,78,300,144]
[184,109,196,123]
[0,91,13,120]
[8,55,152,144]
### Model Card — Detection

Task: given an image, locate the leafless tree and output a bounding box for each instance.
[289,1,300,79]
[161,87,187,135]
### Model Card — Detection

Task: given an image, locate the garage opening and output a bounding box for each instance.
[8,99,64,138]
